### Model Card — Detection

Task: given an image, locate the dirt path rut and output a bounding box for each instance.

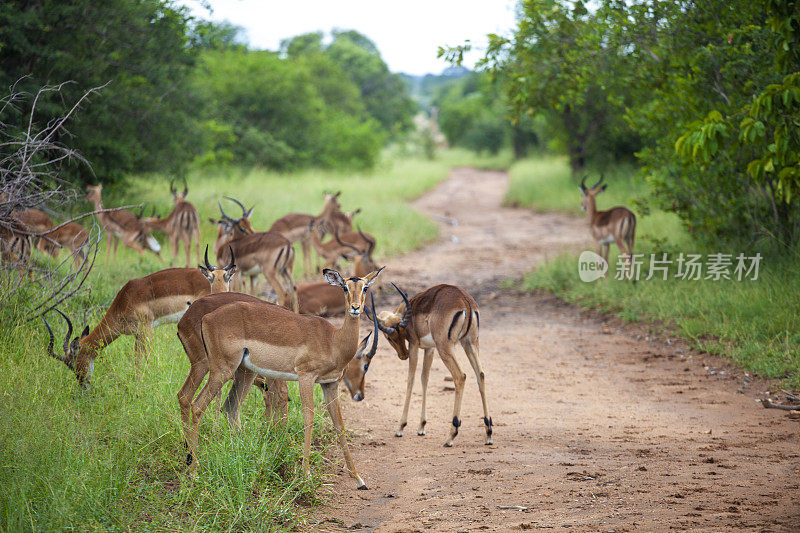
[312,168,800,532]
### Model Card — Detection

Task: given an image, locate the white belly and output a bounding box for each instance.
[241,349,340,384]
[598,235,615,245]
[152,309,186,327]
[242,265,261,276]
[419,333,435,349]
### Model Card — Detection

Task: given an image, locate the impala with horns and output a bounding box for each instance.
[85,184,161,263]
[579,175,636,280]
[267,192,354,277]
[215,229,298,311]
[209,196,256,255]
[335,228,379,281]
[310,221,377,271]
[141,178,200,267]
[180,267,383,489]
[364,283,492,447]
[41,249,236,388]
[37,221,89,270]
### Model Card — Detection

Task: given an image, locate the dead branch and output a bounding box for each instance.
[759,398,800,411]
[779,389,800,403]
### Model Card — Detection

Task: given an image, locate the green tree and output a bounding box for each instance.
[0,0,199,184]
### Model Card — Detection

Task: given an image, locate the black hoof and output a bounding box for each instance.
[357,484,369,490]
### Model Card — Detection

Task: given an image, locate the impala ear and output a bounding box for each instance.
[323,268,345,287]
[363,266,385,287]
[223,264,237,283]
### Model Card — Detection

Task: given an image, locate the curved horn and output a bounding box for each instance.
[364,293,380,362]
[224,245,236,271]
[335,230,361,255]
[54,308,73,357]
[392,283,412,328]
[182,176,188,198]
[358,226,375,255]
[364,304,397,335]
[580,175,589,190]
[136,205,146,219]
[224,196,248,218]
[169,178,176,196]
[42,314,68,363]
[217,201,233,221]
[203,244,213,270]
[591,173,605,189]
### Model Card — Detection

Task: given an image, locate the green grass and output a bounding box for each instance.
[0,151,502,531]
[506,156,800,388]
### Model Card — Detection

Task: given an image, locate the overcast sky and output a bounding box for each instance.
[180,0,518,76]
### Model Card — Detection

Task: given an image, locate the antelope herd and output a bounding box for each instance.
[2,174,636,490]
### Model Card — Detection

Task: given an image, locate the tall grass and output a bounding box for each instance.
[506,156,800,387]
[0,151,490,531]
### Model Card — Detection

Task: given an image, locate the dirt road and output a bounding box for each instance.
[312,168,800,532]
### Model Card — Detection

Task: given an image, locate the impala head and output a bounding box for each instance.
[366,283,412,359]
[342,293,381,401]
[170,177,188,202]
[42,309,93,387]
[579,174,607,211]
[323,190,342,210]
[199,244,237,292]
[323,266,383,318]
[85,184,102,204]
[37,238,61,258]
[219,197,255,234]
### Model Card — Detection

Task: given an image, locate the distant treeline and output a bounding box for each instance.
[0,1,416,184]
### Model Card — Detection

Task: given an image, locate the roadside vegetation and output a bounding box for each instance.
[505,156,800,388]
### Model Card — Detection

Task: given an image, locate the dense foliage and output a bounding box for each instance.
[0,3,415,183]
[474,0,800,247]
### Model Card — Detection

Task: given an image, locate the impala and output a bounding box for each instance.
[0,219,30,268]
[37,221,89,270]
[85,184,161,263]
[297,281,345,316]
[579,175,637,280]
[364,283,492,447]
[215,230,298,312]
[180,267,382,488]
[268,191,349,276]
[41,249,236,388]
[209,198,256,255]
[310,222,377,271]
[141,178,200,267]
[12,208,53,245]
[335,229,379,278]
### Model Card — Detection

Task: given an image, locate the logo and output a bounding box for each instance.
[578,251,607,282]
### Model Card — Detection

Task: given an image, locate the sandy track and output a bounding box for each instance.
[312,168,800,532]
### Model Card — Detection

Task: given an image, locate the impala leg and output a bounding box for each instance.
[297,374,316,477]
[183,235,191,268]
[105,232,114,265]
[461,336,492,445]
[418,347,435,436]
[133,322,152,372]
[321,382,367,489]
[187,369,231,472]
[437,345,466,447]
[178,359,208,446]
[301,238,312,278]
[266,270,289,309]
[254,378,289,422]
[396,341,419,437]
[112,235,120,261]
[169,235,178,267]
[193,228,201,266]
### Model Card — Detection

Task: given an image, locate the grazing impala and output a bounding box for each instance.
[41,251,236,388]
[141,178,200,267]
[180,267,383,488]
[37,221,89,270]
[335,229,379,278]
[85,184,161,263]
[579,175,637,280]
[12,208,53,246]
[364,284,492,447]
